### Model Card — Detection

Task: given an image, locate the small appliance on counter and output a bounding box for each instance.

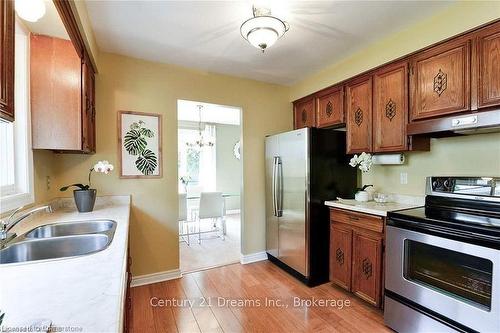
[265,128,357,286]
[385,176,500,333]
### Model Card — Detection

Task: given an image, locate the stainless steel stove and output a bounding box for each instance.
[384,176,500,333]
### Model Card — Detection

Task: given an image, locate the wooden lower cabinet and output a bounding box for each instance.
[351,230,383,306]
[330,224,352,290]
[124,247,132,332]
[329,208,384,308]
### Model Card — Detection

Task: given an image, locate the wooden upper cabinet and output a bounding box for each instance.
[410,37,471,121]
[474,21,500,109]
[82,57,96,153]
[373,62,408,152]
[294,97,315,129]
[315,85,344,128]
[0,0,15,122]
[346,76,372,153]
[31,35,96,153]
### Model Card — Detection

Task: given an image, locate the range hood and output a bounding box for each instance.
[407,109,500,136]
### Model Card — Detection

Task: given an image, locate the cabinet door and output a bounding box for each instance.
[0,0,14,122]
[82,58,96,153]
[373,62,408,152]
[293,97,315,129]
[410,37,471,120]
[31,34,82,150]
[475,21,500,109]
[352,231,383,307]
[316,85,344,128]
[330,224,352,291]
[346,76,372,153]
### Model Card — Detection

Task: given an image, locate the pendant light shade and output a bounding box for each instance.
[15,0,46,22]
[240,6,289,52]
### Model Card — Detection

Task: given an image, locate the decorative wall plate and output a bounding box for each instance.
[233,140,241,160]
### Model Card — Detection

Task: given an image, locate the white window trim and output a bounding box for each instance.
[0,20,34,213]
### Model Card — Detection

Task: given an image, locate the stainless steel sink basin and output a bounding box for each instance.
[0,234,110,264]
[25,220,116,238]
[0,219,117,264]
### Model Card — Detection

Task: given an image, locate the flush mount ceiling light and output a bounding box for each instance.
[240,5,289,52]
[15,0,46,22]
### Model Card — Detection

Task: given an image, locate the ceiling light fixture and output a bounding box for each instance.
[240,5,289,52]
[186,105,215,149]
[15,0,46,22]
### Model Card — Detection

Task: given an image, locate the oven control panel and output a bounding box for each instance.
[427,176,499,198]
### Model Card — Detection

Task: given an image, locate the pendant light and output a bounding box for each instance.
[186,105,215,149]
[240,5,289,52]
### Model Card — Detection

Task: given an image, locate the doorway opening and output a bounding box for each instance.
[177,99,242,273]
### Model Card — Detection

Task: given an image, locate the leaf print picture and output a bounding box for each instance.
[118,111,162,178]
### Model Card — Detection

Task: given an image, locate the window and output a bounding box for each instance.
[0,20,34,213]
[178,125,216,193]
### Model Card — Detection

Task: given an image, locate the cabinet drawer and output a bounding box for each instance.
[330,208,383,233]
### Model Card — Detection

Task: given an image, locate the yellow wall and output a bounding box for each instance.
[290,1,500,195]
[362,133,500,195]
[33,151,57,204]
[40,52,291,276]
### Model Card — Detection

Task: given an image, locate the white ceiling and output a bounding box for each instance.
[85,0,452,85]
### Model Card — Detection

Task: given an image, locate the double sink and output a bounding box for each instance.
[0,220,117,264]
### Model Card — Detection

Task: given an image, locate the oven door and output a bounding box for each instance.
[386,224,500,332]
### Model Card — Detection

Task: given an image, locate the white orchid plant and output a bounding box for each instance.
[60,160,114,192]
[349,152,373,173]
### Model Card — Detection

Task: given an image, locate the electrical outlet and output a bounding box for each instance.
[400,172,408,185]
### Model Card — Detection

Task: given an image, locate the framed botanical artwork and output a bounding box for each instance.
[117,111,162,178]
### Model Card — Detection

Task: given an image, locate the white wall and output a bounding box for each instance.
[216,124,241,211]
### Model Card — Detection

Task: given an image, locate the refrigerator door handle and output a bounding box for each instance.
[272,156,279,217]
[277,157,283,217]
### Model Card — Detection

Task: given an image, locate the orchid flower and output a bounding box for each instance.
[60,160,114,192]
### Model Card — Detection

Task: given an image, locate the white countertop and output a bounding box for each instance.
[0,196,130,332]
[325,195,424,216]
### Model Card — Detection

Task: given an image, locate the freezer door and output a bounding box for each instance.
[277,128,309,276]
[265,134,279,257]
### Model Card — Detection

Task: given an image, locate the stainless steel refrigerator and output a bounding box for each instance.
[265,127,357,286]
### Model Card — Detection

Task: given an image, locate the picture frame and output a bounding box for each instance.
[117,111,163,179]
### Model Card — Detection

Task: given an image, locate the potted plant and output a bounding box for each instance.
[60,160,114,212]
[349,152,374,202]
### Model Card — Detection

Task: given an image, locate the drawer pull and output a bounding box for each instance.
[349,216,360,221]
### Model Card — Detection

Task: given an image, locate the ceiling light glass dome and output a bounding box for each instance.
[240,6,289,52]
[15,0,46,22]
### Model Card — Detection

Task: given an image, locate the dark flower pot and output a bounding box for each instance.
[73,189,97,212]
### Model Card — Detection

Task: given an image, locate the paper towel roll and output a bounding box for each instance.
[372,154,405,165]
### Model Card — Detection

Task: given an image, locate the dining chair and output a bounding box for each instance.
[198,191,225,243]
[178,193,190,245]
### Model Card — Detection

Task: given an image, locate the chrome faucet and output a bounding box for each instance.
[0,205,53,243]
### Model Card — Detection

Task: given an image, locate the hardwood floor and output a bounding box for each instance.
[130,261,391,332]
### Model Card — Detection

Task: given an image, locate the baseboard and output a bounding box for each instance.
[131,269,182,287]
[240,251,268,264]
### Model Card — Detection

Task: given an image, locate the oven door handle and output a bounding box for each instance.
[387,217,500,248]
